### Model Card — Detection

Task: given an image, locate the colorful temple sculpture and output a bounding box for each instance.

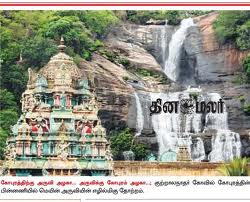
[2,38,113,176]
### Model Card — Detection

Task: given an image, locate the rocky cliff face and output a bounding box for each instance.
[187,13,250,156]
[79,53,133,131]
[80,12,250,156]
[185,13,250,136]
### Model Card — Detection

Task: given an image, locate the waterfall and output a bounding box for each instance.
[205,93,228,130]
[149,91,241,162]
[164,18,195,81]
[191,137,205,162]
[129,17,241,163]
[209,130,241,162]
[134,91,144,137]
[159,20,168,66]
[150,92,180,157]
[123,90,143,161]
[206,93,241,162]
[150,92,205,161]
[151,19,169,67]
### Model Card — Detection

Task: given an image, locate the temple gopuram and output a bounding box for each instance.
[1,38,113,176]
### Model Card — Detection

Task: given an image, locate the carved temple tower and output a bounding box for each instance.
[2,38,113,176]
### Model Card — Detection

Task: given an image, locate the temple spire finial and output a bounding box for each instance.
[58,36,66,52]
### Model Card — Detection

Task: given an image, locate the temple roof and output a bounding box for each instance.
[24,37,91,94]
[38,37,82,83]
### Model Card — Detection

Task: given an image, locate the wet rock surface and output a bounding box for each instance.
[80,12,249,156]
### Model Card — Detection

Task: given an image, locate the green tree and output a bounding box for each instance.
[42,15,95,59]
[109,128,149,160]
[165,11,181,25]
[0,30,21,66]
[0,110,18,131]
[0,128,8,160]
[125,10,211,25]
[0,10,121,160]
[236,20,250,50]
[21,37,58,69]
[1,65,28,104]
[0,88,19,160]
[78,11,119,38]
[0,89,18,111]
[243,54,250,83]
[55,10,119,36]
[126,11,168,24]
[213,11,250,50]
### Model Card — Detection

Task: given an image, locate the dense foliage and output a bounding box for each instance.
[214,11,250,85]
[1,10,248,161]
[213,11,250,50]
[126,10,211,25]
[243,54,250,83]
[0,89,18,158]
[109,128,149,160]
[0,10,119,159]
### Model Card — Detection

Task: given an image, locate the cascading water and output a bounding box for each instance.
[123,91,144,161]
[206,93,241,162]
[134,91,144,137]
[209,129,241,162]
[151,20,169,67]
[150,93,180,158]
[130,18,241,163]
[191,137,205,162]
[164,18,195,81]
[149,91,241,162]
[205,93,228,130]
[158,20,168,66]
[150,92,206,162]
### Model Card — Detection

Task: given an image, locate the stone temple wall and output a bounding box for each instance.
[1,160,249,176]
